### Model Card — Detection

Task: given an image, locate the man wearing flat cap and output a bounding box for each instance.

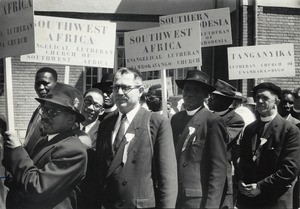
[3,83,87,209]
[171,69,228,208]
[236,82,300,209]
[208,79,245,208]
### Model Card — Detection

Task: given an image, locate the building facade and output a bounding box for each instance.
[0,0,300,137]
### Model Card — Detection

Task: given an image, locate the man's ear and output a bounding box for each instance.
[68,114,77,124]
[275,97,280,105]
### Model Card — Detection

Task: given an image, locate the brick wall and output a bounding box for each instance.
[256,6,300,91]
[1,57,84,139]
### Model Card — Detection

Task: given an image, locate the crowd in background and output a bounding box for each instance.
[1,67,300,209]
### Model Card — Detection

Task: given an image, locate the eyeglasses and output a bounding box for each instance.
[281,100,294,105]
[39,107,64,118]
[83,99,103,109]
[112,85,141,94]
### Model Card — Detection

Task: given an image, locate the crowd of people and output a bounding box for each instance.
[1,67,300,209]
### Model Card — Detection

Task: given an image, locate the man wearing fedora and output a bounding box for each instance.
[236,82,300,209]
[93,72,118,121]
[207,79,245,208]
[171,69,228,208]
[3,83,87,209]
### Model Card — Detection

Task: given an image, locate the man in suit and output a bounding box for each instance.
[77,88,104,209]
[278,89,300,209]
[236,82,300,209]
[171,70,228,209]
[93,72,118,121]
[3,83,87,209]
[208,79,245,208]
[95,67,177,208]
[24,67,58,154]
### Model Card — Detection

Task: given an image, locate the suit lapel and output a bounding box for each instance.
[103,114,119,167]
[106,107,146,178]
[33,130,74,164]
[175,108,203,156]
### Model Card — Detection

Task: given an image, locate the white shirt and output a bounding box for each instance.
[112,104,140,145]
[47,134,59,141]
[186,106,202,116]
[80,120,97,133]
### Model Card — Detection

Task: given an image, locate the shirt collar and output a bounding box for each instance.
[186,106,202,116]
[118,104,141,124]
[82,120,97,132]
[215,108,230,116]
[48,133,59,141]
[260,112,277,122]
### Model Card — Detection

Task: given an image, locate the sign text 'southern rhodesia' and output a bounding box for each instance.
[0,0,34,58]
[159,7,232,47]
[125,22,201,72]
[21,16,116,67]
[228,43,295,80]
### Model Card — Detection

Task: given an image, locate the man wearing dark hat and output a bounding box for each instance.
[207,79,245,208]
[92,72,117,121]
[3,83,87,209]
[236,82,300,209]
[171,69,228,208]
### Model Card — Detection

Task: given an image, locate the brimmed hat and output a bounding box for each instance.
[252,82,281,97]
[234,91,245,101]
[175,70,215,92]
[212,79,237,98]
[147,84,162,97]
[245,97,256,106]
[36,82,85,122]
[92,72,113,91]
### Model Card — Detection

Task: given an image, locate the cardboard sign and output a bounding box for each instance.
[143,77,173,96]
[228,43,295,80]
[0,0,34,58]
[21,15,116,67]
[125,22,202,72]
[159,7,232,47]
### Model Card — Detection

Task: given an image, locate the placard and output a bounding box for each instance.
[125,22,201,72]
[159,7,232,47]
[0,0,34,58]
[21,15,116,67]
[228,43,295,80]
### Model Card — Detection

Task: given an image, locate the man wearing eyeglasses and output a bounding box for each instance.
[76,88,104,209]
[95,67,178,208]
[3,83,87,209]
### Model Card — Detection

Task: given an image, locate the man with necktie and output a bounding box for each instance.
[95,67,178,208]
[3,83,87,209]
[236,82,300,209]
[171,69,228,209]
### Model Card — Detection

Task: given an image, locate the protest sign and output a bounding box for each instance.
[159,7,232,47]
[0,0,34,59]
[21,15,116,67]
[228,43,295,80]
[125,21,202,72]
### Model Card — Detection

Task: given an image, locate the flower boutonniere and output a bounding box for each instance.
[125,133,135,143]
[188,127,196,136]
[259,138,268,147]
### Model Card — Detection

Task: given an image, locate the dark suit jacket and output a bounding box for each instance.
[24,106,43,154]
[3,130,87,209]
[220,109,245,208]
[237,114,300,209]
[171,108,228,209]
[95,107,178,208]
